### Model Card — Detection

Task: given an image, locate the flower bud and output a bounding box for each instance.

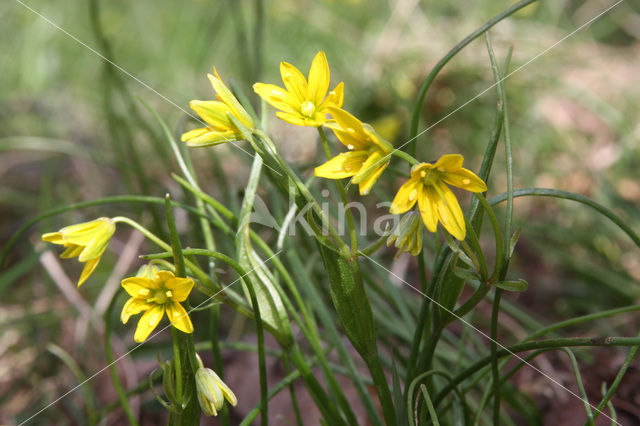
[387,211,423,256]
[195,356,237,417]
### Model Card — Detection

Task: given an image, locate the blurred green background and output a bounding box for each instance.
[2,0,639,423]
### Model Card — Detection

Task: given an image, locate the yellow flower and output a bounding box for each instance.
[314,106,392,195]
[42,217,115,287]
[253,51,344,127]
[386,211,423,256]
[120,270,194,343]
[195,355,237,417]
[390,154,487,240]
[181,67,255,147]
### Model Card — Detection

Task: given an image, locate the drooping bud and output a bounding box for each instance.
[386,211,423,256]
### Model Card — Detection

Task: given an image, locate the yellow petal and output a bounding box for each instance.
[314,151,367,179]
[211,373,238,406]
[121,298,152,324]
[78,257,101,287]
[183,128,239,147]
[307,51,330,106]
[181,127,210,142]
[442,168,487,193]
[197,369,224,414]
[352,150,387,184]
[390,177,421,214]
[208,69,254,128]
[325,124,369,151]
[252,83,298,113]
[42,232,65,244]
[435,183,466,240]
[356,159,388,195]
[163,276,194,302]
[362,124,393,153]
[122,276,157,297]
[320,81,344,109]
[60,244,83,259]
[190,100,235,130]
[166,302,194,334]
[433,154,464,172]
[58,218,114,247]
[78,227,114,262]
[134,304,165,343]
[325,106,368,142]
[418,185,439,232]
[275,111,319,127]
[280,61,308,102]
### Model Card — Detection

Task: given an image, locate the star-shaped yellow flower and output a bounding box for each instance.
[120,270,194,343]
[390,154,487,240]
[253,51,344,127]
[42,217,115,286]
[181,67,255,147]
[314,106,392,195]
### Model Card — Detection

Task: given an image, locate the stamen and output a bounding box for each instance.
[346,127,356,134]
[420,170,427,178]
[165,290,173,298]
[409,189,418,201]
[300,101,315,117]
[462,178,471,185]
[347,144,354,150]
[138,289,150,297]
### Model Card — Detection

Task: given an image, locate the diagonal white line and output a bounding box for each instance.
[361,252,620,425]
[13,0,284,177]
[18,250,283,425]
[347,0,624,188]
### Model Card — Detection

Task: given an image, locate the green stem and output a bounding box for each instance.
[1,195,207,267]
[317,127,358,254]
[242,262,268,426]
[408,0,538,155]
[488,188,640,249]
[392,149,420,166]
[474,193,504,280]
[364,354,398,426]
[208,306,229,426]
[170,327,184,406]
[561,348,595,425]
[590,332,640,423]
[490,288,502,425]
[405,249,447,387]
[435,336,640,406]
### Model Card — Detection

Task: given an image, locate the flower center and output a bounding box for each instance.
[419,169,439,185]
[148,287,172,305]
[300,101,316,118]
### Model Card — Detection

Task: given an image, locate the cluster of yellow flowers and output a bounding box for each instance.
[183,51,487,247]
[40,51,488,418]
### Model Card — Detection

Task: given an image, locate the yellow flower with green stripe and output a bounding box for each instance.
[253,51,344,127]
[181,67,254,147]
[390,154,487,240]
[120,270,194,343]
[314,107,392,195]
[42,217,115,287]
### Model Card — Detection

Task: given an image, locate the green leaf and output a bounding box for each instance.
[235,155,292,346]
[318,244,376,359]
[494,279,528,292]
[509,228,522,257]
